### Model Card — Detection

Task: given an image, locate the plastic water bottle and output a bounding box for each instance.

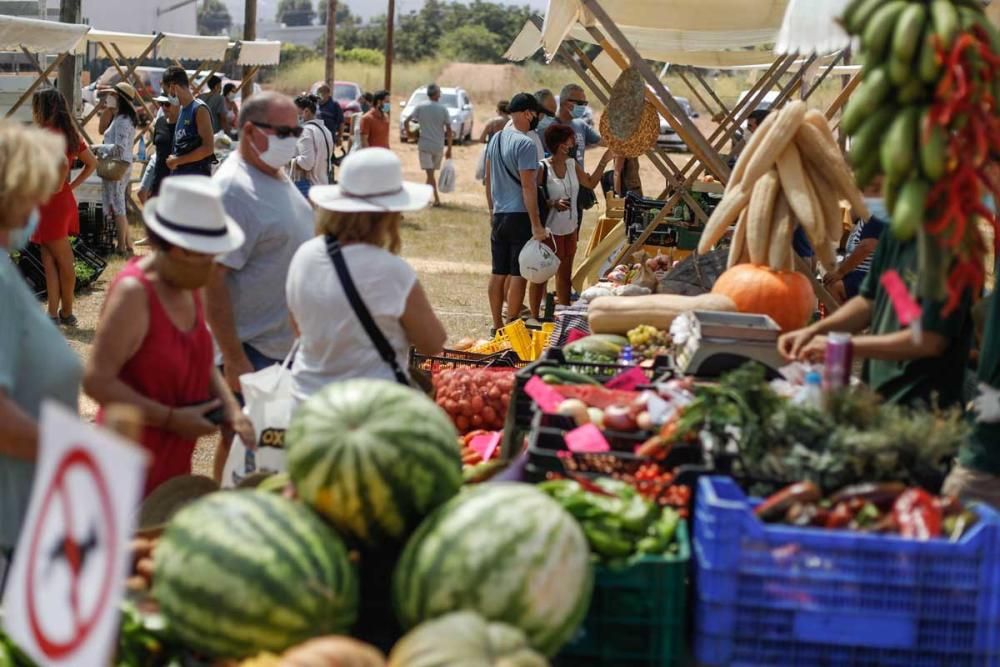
[618,345,635,366]
[800,371,823,410]
[138,135,146,162]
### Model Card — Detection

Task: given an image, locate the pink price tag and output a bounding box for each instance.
[565,423,611,453]
[880,270,922,326]
[468,431,501,461]
[604,366,648,391]
[525,376,566,414]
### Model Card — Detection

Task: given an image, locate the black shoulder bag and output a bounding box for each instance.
[307,120,335,183]
[324,234,410,386]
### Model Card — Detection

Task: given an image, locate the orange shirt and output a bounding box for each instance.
[360,110,390,149]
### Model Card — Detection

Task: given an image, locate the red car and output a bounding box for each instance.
[312,80,363,117]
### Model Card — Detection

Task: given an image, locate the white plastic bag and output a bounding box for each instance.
[438,159,456,193]
[519,237,560,283]
[220,345,297,488]
[474,145,488,183]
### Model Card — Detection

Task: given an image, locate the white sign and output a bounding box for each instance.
[2,402,148,667]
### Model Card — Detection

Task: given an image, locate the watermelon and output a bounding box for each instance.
[392,483,593,657]
[152,491,358,658]
[286,379,463,549]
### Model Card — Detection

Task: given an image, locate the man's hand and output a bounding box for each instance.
[166,155,180,171]
[532,226,549,242]
[829,280,848,304]
[222,352,254,394]
[778,326,818,360]
[822,269,843,285]
[797,335,828,363]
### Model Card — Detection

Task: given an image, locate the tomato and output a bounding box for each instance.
[487,386,501,400]
[455,415,470,432]
[459,401,474,417]
[482,406,497,423]
[471,415,483,428]
[470,395,485,412]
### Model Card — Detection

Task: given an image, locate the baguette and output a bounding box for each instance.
[768,194,794,271]
[747,169,779,264]
[797,113,871,221]
[697,183,752,253]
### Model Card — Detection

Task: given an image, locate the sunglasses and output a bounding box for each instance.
[567,99,587,106]
[251,121,303,139]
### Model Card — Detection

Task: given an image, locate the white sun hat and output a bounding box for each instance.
[142,176,245,255]
[519,238,560,283]
[309,147,434,213]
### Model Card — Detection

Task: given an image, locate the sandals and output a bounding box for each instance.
[58,312,78,328]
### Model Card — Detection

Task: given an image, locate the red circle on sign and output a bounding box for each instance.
[25,447,117,659]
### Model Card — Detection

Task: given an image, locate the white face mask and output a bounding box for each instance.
[105,95,118,109]
[226,93,235,101]
[253,132,299,169]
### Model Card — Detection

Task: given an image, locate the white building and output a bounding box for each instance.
[37,0,197,34]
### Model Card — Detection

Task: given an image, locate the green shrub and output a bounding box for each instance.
[338,48,384,67]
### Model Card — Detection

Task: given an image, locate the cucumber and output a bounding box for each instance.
[919,109,949,182]
[889,3,927,85]
[880,107,920,181]
[849,105,895,169]
[862,0,907,63]
[891,178,930,241]
[841,66,891,135]
[537,367,601,385]
[917,29,943,84]
[930,0,959,50]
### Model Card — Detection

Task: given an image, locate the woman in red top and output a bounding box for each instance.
[83,176,252,495]
[31,89,97,326]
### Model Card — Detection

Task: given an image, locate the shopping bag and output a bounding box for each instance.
[220,344,297,488]
[438,159,457,193]
[474,145,488,183]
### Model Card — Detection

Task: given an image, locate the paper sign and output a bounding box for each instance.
[469,431,501,461]
[565,423,612,453]
[604,366,648,391]
[2,402,149,667]
[525,376,565,413]
[880,270,922,326]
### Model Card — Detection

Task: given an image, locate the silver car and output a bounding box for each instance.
[658,96,699,152]
[399,86,474,144]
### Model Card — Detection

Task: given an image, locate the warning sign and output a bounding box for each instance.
[2,402,148,667]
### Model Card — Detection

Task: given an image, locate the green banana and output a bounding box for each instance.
[848,0,890,36]
[930,0,960,50]
[841,66,891,135]
[862,1,908,63]
[898,78,929,104]
[854,151,882,190]
[889,3,927,85]
[918,29,943,84]
[881,107,921,181]
[849,105,896,169]
[920,108,948,182]
[891,178,930,241]
[885,172,903,214]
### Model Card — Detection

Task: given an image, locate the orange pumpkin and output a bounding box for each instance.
[711,263,815,331]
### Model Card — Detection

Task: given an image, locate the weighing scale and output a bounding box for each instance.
[673,311,786,378]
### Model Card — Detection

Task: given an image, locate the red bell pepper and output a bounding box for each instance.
[893,488,943,540]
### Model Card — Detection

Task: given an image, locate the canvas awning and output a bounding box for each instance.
[0,14,89,54]
[236,39,282,66]
[83,29,157,58]
[157,33,230,61]
[539,0,789,61]
[505,19,780,69]
[775,0,854,55]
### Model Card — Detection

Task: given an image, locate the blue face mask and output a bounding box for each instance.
[537,115,555,132]
[381,103,391,113]
[571,103,587,119]
[864,197,888,222]
[6,207,39,251]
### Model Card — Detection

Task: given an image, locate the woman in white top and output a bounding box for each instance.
[285,148,447,403]
[529,123,612,314]
[291,94,335,198]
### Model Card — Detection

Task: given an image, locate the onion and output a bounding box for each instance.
[603,404,637,432]
[557,399,590,426]
[587,407,605,428]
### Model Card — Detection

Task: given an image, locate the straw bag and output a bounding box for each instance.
[97,157,129,181]
[600,101,659,158]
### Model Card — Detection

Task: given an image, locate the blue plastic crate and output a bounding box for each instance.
[693,476,1000,667]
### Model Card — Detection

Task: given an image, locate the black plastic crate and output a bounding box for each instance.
[72,239,108,290]
[14,244,46,298]
[524,409,706,483]
[77,202,115,256]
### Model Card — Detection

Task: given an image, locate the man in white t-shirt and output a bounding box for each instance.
[406,83,453,207]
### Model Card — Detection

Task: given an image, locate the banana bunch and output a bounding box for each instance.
[840,0,1000,243]
[698,101,869,274]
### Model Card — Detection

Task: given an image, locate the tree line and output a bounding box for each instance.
[198,0,535,64]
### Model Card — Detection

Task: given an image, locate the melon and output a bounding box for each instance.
[388,611,548,667]
[152,491,358,658]
[392,483,592,657]
[286,379,463,549]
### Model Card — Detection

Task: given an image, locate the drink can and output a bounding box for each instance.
[823,332,853,391]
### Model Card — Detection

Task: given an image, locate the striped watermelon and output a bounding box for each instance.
[286,379,463,549]
[392,483,593,657]
[152,491,358,658]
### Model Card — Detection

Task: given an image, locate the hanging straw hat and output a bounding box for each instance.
[136,475,220,536]
[606,67,647,140]
[600,101,659,158]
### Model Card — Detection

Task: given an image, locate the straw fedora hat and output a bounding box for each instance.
[142,176,245,255]
[136,475,219,536]
[607,67,647,140]
[600,101,659,158]
[114,81,137,102]
[310,147,433,213]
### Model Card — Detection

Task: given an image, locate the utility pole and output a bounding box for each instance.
[244,0,257,99]
[57,0,82,114]
[324,0,336,86]
[384,0,394,93]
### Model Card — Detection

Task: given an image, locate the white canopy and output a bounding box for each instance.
[236,40,282,66]
[775,0,854,56]
[505,19,780,69]
[539,0,789,62]
[0,14,89,55]
[85,30,230,62]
